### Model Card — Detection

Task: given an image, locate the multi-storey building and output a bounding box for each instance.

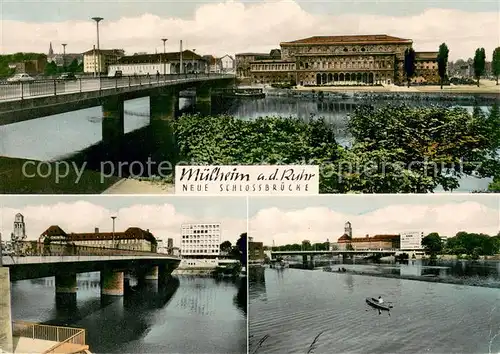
[180,223,221,257]
[83,48,125,74]
[108,50,205,76]
[248,34,439,86]
[333,221,400,250]
[235,52,275,78]
[39,225,157,252]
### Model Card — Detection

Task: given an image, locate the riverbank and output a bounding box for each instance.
[0,156,118,194]
[292,80,500,94]
[323,267,500,288]
[103,178,174,194]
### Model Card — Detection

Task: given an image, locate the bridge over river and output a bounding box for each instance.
[0,241,180,352]
[270,249,399,267]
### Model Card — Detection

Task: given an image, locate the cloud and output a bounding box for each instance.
[1,0,498,60]
[249,201,500,245]
[0,201,245,246]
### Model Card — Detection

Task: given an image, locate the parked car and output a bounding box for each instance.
[58,72,77,80]
[7,73,35,83]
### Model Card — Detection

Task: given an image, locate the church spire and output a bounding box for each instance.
[48,42,54,56]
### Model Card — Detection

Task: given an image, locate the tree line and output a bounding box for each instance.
[219,232,247,266]
[263,240,331,252]
[421,232,500,259]
[403,43,500,87]
[174,102,500,193]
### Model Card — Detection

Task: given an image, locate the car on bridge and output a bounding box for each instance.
[58,72,77,80]
[7,73,35,83]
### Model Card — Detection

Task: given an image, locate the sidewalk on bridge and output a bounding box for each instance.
[102,178,174,194]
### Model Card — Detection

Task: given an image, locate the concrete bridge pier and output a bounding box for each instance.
[100,270,124,296]
[302,255,308,268]
[149,90,179,163]
[55,273,77,309]
[195,86,212,116]
[0,268,13,353]
[101,96,125,161]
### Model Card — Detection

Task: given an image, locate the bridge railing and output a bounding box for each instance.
[0,73,235,101]
[12,320,87,351]
[9,240,175,257]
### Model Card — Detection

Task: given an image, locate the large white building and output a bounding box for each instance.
[400,231,424,251]
[180,223,221,257]
[107,50,206,76]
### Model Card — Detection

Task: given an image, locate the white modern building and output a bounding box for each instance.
[180,222,221,257]
[400,231,424,251]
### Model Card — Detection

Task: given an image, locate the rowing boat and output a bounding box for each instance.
[366,297,393,311]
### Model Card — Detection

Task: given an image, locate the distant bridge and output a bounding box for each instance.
[270,249,399,267]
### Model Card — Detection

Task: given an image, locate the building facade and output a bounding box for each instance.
[247,34,439,86]
[333,221,400,250]
[180,223,221,257]
[108,50,205,76]
[220,54,235,73]
[83,48,125,74]
[39,225,157,252]
[235,52,271,78]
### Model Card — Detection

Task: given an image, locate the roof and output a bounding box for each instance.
[82,49,124,55]
[281,34,412,46]
[338,234,351,241]
[220,54,235,61]
[41,225,67,237]
[235,52,270,57]
[338,234,399,242]
[40,225,156,244]
[415,52,438,60]
[118,50,201,64]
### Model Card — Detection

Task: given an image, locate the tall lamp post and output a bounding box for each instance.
[192,49,196,74]
[92,17,103,76]
[61,43,67,71]
[161,38,168,76]
[111,216,117,249]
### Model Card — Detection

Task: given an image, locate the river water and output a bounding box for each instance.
[0,95,495,191]
[249,266,500,354]
[11,273,247,353]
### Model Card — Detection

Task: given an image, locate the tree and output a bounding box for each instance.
[235,232,247,267]
[421,233,443,258]
[220,240,232,254]
[473,48,486,87]
[44,61,58,76]
[492,47,500,85]
[67,58,80,73]
[404,48,416,87]
[437,43,449,89]
[301,240,311,251]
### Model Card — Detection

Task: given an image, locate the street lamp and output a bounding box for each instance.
[61,43,67,70]
[111,216,117,249]
[92,17,103,76]
[161,38,168,76]
[192,49,196,74]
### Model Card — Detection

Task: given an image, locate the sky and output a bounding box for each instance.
[0,0,498,60]
[249,195,500,245]
[0,196,247,246]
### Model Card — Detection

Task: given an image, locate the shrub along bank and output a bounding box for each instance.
[173,103,500,193]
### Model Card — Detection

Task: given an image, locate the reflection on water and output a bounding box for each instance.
[11,272,246,354]
[249,267,500,354]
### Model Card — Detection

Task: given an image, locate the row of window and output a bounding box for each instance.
[182,234,220,239]
[182,224,220,229]
[284,45,397,54]
[182,240,218,244]
[182,249,219,254]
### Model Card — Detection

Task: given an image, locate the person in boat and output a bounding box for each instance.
[378,296,384,304]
